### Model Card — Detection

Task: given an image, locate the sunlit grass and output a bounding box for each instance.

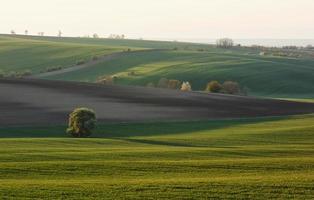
[0,115,313,199]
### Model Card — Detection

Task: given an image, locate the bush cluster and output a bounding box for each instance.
[0,70,32,78]
[205,80,247,95]
[96,75,117,85]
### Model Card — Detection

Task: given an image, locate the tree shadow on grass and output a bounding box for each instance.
[0,115,292,139]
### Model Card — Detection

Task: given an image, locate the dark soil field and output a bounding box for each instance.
[1,78,314,126]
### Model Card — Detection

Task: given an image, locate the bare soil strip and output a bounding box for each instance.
[1,78,314,126]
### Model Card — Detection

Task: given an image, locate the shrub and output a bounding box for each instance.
[66,108,96,137]
[167,79,181,89]
[76,60,86,65]
[181,82,192,91]
[7,71,17,78]
[21,70,32,77]
[205,81,223,93]
[128,71,136,76]
[96,75,116,85]
[157,78,169,88]
[91,56,99,61]
[46,66,62,72]
[222,81,241,95]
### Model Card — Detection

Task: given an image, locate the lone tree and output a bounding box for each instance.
[67,108,96,137]
[216,38,234,48]
[205,80,223,93]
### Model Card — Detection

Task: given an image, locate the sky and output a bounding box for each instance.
[1,0,314,40]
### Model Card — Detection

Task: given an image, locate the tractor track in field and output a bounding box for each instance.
[1,78,314,126]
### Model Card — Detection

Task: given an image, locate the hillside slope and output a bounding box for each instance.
[1,35,314,98]
[0,35,127,74]
[44,50,314,98]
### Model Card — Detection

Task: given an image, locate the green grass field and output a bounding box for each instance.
[1,35,314,98]
[0,115,313,199]
[46,50,314,98]
[0,35,126,74]
[4,34,210,49]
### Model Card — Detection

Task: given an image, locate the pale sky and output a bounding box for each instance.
[1,0,314,39]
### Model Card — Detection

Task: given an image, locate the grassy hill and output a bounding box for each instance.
[0,114,313,199]
[4,34,210,49]
[0,35,129,74]
[1,34,314,98]
[0,34,207,75]
[45,49,314,98]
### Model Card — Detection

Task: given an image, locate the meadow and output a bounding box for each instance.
[0,35,126,74]
[0,115,313,199]
[1,34,313,98]
[45,50,314,98]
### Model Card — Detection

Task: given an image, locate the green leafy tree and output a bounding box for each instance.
[205,81,223,93]
[67,108,96,137]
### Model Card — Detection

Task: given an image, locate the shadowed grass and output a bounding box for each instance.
[0,115,313,199]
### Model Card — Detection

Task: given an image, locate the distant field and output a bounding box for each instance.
[3,34,210,49]
[0,34,207,75]
[0,35,128,74]
[0,114,313,199]
[45,50,314,98]
[1,34,314,98]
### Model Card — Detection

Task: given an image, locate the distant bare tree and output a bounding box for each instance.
[93,33,99,38]
[109,34,126,39]
[10,30,16,35]
[38,32,44,36]
[25,30,28,35]
[216,38,234,48]
[58,30,62,37]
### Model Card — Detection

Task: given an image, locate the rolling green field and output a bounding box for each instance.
[3,34,210,50]
[0,115,313,199]
[0,35,127,74]
[1,34,314,98]
[46,50,314,98]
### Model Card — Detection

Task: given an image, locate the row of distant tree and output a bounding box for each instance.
[216,38,314,50]
[9,30,126,39]
[10,30,62,37]
[96,75,247,95]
